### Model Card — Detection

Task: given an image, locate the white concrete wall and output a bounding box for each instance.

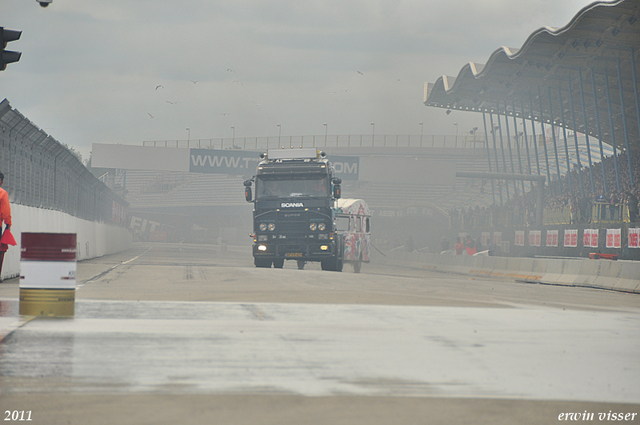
[383,250,640,293]
[1,204,133,280]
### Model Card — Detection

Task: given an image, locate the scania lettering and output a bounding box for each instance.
[244,148,344,271]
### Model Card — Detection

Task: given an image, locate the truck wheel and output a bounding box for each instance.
[297,260,305,270]
[335,256,343,272]
[353,257,362,273]
[273,258,284,268]
[321,257,343,272]
[335,237,344,272]
[254,258,272,268]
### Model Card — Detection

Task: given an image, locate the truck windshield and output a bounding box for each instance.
[256,176,328,199]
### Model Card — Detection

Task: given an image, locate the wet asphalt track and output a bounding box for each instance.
[0,243,639,425]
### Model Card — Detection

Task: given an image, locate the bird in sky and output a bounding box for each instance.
[191,80,198,84]
[166,100,177,104]
[357,71,364,75]
[148,113,154,119]
[155,85,163,90]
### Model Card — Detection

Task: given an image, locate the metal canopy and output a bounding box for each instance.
[424,0,640,154]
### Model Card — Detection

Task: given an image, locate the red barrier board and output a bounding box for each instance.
[21,233,77,261]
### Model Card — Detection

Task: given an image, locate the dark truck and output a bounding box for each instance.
[243,148,343,271]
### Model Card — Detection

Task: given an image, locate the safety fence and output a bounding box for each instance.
[0,99,127,225]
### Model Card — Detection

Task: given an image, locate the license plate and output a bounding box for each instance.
[285,253,302,258]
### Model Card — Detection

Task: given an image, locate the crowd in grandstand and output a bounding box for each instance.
[450,151,640,229]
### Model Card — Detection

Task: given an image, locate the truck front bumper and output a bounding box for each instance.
[253,241,337,260]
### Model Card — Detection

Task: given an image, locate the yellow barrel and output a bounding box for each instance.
[19,288,75,317]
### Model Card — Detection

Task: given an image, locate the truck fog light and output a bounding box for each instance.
[309,223,317,231]
[318,223,326,231]
[320,245,329,251]
[257,244,267,251]
[259,223,267,231]
[268,223,276,231]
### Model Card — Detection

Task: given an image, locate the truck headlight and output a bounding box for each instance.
[309,223,317,231]
[318,223,326,231]
[259,223,267,231]
[257,244,267,251]
[268,223,276,231]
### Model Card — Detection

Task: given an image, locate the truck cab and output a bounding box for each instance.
[244,148,344,271]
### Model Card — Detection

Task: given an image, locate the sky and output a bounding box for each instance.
[1,0,600,161]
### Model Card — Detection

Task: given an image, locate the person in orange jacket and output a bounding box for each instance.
[465,235,477,256]
[0,172,12,280]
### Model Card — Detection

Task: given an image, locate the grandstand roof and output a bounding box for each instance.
[424,0,640,153]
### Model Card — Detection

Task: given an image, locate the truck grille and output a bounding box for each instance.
[277,212,307,235]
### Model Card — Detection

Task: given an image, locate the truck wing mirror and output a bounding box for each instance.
[244,179,253,202]
[333,184,341,199]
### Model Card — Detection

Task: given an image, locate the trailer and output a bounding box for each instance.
[336,198,371,273]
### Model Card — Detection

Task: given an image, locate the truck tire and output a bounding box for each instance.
[353,256,362,273]
[297,260,305,270]
[273,258,284,268]
[320,237,344,272]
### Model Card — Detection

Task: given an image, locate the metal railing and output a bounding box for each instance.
[143,134,533,150]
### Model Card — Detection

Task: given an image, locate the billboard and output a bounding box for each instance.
[189,149,359,180]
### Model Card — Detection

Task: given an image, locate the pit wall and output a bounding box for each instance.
[387,250,640,294]
[1,204,133,280]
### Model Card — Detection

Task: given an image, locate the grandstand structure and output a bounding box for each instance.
[425,0,640,197]
[424,0,640,260]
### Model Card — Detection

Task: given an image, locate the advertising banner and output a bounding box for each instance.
[514,230,525,247]
[583,229,599,248]
[189,149,360,180]
[481,232,490,247]
[546,229,558,247]
[528,230,541,247]
[629,228,640,248]
[606,228,621,249]
[563,229,578,248]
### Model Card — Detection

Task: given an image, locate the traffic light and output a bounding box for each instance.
[1,27,22,71]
